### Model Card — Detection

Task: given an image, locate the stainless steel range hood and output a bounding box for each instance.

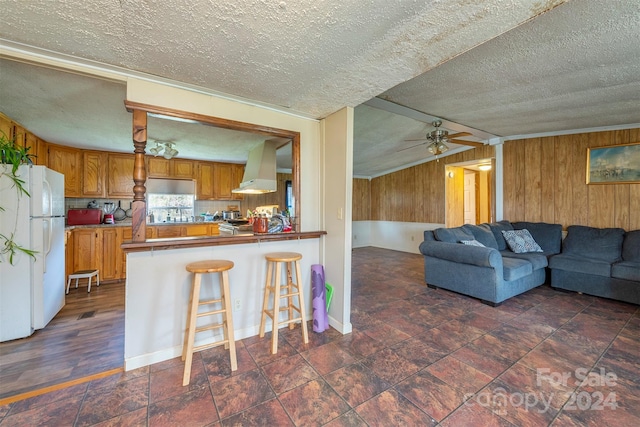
[232,139,279,194]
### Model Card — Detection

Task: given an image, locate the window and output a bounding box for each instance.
[147,193,194,223]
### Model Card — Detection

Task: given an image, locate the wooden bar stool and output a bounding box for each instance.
[182,260,237,386]
[259,252,309,354]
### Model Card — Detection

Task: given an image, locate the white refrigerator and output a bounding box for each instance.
[0,165,66,342]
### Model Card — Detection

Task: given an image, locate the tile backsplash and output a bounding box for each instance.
[65,198,243,217]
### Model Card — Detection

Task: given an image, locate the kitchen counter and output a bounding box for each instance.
[121,230,326,252]
[123,229,327,371]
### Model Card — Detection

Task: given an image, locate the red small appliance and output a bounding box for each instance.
[67,208,103,226]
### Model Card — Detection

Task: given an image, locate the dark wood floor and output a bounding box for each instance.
[1,248,639,426]
[0,280,124,399]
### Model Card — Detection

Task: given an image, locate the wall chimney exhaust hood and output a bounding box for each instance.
[232,139,280,194]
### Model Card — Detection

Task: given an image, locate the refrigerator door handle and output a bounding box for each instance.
[43,218,51,272]
[43,178,53,217]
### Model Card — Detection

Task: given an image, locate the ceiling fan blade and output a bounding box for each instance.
[404,138,429,142]
[448,132,472,139]
[398,142,426,152]
[449,138,485,147]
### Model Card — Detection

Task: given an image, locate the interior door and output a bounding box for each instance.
[463,171,477,225]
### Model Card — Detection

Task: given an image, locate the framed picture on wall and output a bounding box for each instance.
[586,142,640,184]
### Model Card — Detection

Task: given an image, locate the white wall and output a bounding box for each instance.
[352,221,443,254]
[321,108,353,334]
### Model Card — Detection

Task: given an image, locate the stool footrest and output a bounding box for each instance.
[193,340,228,353]
[199,298,222,305]
[197,309,225,317]
[195,323,224,333]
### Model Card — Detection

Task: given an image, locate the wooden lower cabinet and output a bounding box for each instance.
[71,228,100,272]
[101,228,122,281]
[68,227,124,283]
[67,223,220,282]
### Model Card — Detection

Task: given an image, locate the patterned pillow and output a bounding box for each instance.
[460,239,486,247]
[501,229,543,253]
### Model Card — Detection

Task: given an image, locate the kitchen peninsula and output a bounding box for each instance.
[121,230,326,370]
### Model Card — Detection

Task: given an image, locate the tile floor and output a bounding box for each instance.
[1,247,638,426]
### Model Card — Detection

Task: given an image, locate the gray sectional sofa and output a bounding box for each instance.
[419,221,640,306]
[549,226,640,305]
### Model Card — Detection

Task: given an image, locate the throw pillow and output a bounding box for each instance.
[502,229,543,253]
[460,239,486,247]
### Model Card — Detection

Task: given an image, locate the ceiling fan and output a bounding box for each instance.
[401,120,484,156]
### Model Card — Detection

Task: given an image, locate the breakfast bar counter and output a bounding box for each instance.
[122,231,327,371]
[121,230,326,252]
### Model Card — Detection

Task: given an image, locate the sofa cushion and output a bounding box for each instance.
[549,254,612,277]
[463,224,499,249]
[562,225,624,262]
[502,229,544,253]
[489,220,514,251]
[622,230,640,262]
[433,227,473,243]
[502,251,548,270]
[503,257,533,281]
[461,239,485,247]
[512,222,563,254]
[611,261,640,282]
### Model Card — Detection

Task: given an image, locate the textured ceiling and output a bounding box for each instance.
[1,0,638,177]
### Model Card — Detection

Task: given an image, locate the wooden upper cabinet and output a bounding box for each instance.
[82,151,107,198]
[11,123,27,149]
[231,163,244,200]
[196,161,215,200]
[172,159,194,179]
[35,138,48,166]
[147,156,170,178]
[0,113,13,141]
[214,162,233,199]
[147,156,194,180]
[48,144,82,197]
[108,153,135,198]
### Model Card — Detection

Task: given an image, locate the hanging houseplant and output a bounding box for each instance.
[0,132,37,264]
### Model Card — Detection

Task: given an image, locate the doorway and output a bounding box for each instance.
[445,158,494,227]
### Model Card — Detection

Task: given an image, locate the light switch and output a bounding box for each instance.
[337,208,343,220]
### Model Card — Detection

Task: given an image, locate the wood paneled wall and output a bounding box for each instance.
[359,145,495,223]
[352,178,371,221]
[503,128,640,230]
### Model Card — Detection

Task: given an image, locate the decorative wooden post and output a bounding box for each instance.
[131,109,147,242]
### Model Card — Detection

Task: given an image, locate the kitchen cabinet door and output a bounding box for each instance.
[101,228,121,281]
[0,113,12,142]
[48,144,82,197]
[35,138,48,166]
[231,163,244,200]
[214,162,233,199]
[209,223,220,236]
[155,225,182,238]
[72,228,100,272]
[82,151,107,198]
[181,223,209,237]
[171,159,194,179]
[147,156,170,178]
[108,153,135,198]
[196,162,215,200]
[10,123,26,149]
